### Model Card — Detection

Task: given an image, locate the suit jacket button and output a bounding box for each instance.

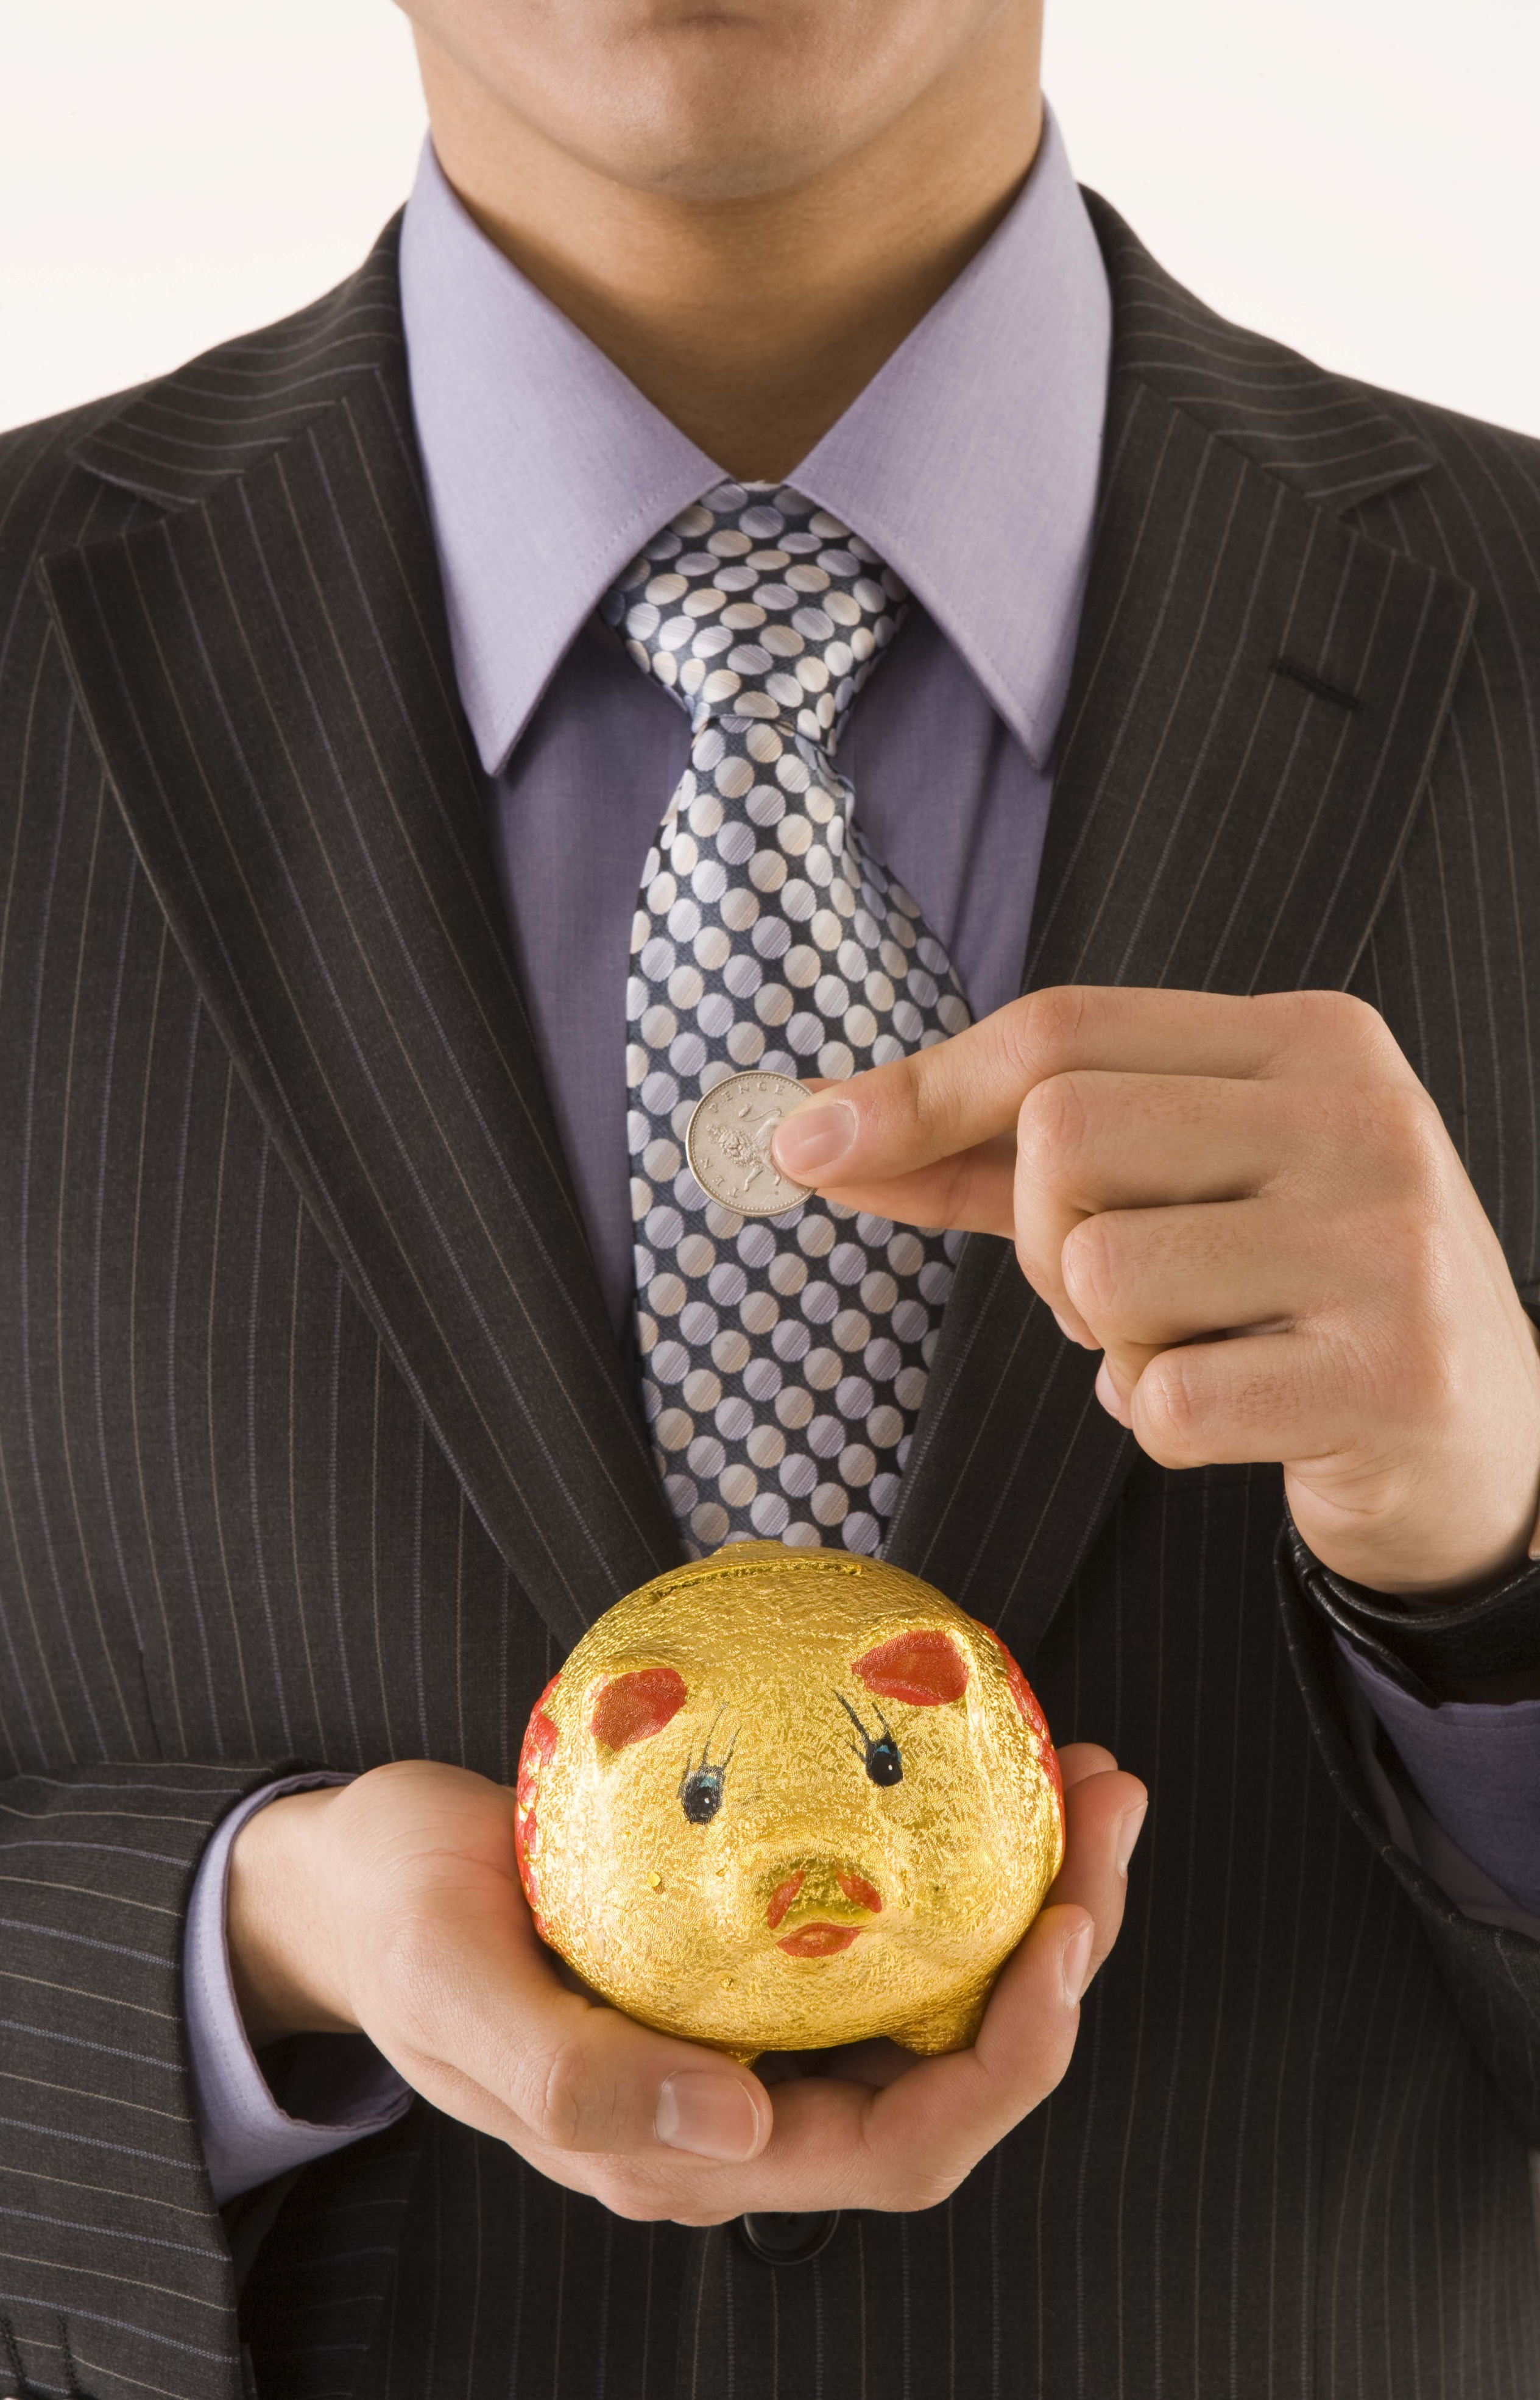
[737,2210,841,2265]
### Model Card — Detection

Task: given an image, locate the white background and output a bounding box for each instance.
[1,0,1536,437]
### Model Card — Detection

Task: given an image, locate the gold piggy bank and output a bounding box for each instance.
[514,1544,1064,2059]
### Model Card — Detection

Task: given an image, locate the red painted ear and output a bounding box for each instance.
[590,1667,688,1751]
[974,1623,1053,1742]
[972,1620,1063,1815]
[516,1674,561,1807]
[853,1628,968,1707]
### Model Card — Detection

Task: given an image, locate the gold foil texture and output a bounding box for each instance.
[515,1544,1064,2060]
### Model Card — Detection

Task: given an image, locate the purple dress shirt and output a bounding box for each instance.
[185,113,1540,2209]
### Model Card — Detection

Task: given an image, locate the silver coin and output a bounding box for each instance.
[685,1072,813,1218]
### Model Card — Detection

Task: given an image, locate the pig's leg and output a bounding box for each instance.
[888,1982,991,2056]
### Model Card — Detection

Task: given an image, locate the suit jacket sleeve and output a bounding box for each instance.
[1277,1538,1540,2145]
[0,1758,313,2400]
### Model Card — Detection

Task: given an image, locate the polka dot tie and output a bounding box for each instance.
[603,479,972,1558]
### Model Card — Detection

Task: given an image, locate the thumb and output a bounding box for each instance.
[369,1852,774,2165]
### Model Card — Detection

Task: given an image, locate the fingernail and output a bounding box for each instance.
[655,2072,760,2161]
[771,1099,856,1179]
[1115,1800,1148,1877]
[1060,1919,1094,2009]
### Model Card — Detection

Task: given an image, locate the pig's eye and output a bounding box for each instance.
[680,1766,724,1824]
[836,1692,903,1787]
[679,1712,735,1826]
[865,1734,903,1787]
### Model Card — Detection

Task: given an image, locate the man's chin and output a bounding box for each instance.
[535,44,880,206]
[409,0,964,208]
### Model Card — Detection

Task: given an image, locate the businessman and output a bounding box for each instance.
[1,1,1538,2395]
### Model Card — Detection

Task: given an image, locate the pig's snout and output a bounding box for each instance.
[765,1871,804,1931]
[763,1858,883,1958]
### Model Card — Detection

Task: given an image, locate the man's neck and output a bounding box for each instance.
[416,26,1044,482]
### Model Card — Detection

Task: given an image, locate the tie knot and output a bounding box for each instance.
[601,479,908,752]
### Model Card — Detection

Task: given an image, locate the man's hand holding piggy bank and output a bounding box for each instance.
[228,1713,1143,2221]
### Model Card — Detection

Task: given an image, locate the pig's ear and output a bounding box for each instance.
[853,1628,967,1706]
[590,1666,688,1751]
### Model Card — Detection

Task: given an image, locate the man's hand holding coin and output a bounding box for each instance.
[769,986,1540,1601]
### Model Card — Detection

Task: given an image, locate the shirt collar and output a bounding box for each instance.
[794,109,1109,769]
[400,106,1109,777]
[400,147,717,776]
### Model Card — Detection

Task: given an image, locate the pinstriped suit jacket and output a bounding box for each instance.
[1,193,1538,2400]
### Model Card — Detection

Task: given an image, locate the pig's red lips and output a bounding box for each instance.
[776,1922,863,1958]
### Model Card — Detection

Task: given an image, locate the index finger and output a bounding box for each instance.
[771,984,1303,1190]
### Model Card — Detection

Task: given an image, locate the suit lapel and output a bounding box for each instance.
[888,204,1477,1657]
[44,286,680,1652]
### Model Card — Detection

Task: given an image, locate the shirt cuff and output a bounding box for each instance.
[184,1774,412,2206]
[1333,1635,1540,1919]
[1285,1522,1540,1701]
